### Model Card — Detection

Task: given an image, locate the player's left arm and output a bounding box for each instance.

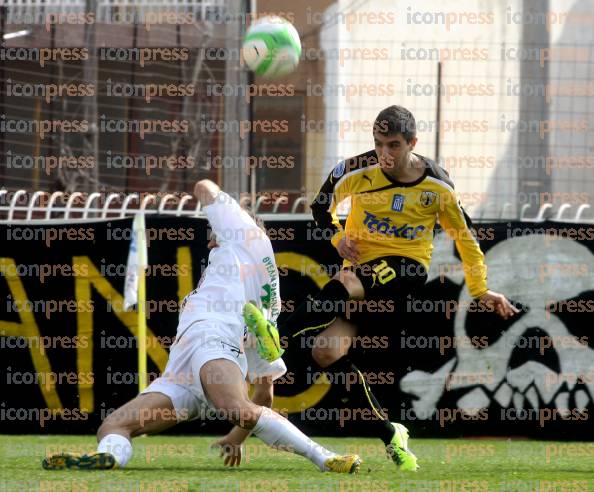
[210,377,274,467]
[438,189,519,319]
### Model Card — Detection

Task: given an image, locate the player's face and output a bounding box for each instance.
[373,132,417,170]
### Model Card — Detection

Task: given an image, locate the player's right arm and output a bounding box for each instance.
[194,179,221,207]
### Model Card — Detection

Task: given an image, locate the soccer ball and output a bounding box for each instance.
[242,16,302,79]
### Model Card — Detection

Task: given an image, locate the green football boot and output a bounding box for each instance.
[386,423,419,471]
[243,302,284,362]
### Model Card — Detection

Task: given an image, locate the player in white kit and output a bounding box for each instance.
[42,179,361,474]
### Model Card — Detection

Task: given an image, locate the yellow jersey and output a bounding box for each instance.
[310,150,488,298]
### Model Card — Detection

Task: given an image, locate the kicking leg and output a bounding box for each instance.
[312,317,418,471]
[311,316,397,444]
[200,358,360,473]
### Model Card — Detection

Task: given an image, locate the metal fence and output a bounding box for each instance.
[2,0,594,221]
[1,188,592,223]
[0,0,249,198]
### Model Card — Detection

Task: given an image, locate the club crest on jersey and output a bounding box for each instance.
[420,191,438,207]
[332,160,346,179]
[391,194,405,212]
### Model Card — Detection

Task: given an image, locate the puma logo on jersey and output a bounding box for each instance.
[363,175,373,186]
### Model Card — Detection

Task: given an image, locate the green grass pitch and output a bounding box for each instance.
[1,435,593,491]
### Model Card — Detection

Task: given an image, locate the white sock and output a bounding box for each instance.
[97,433,133,468]
[252,407,336,471]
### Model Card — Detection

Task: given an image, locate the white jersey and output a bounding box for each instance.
[178,191,281,343]
[142,191,286,416]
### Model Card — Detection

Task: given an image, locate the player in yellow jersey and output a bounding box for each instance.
[246,105,519,471]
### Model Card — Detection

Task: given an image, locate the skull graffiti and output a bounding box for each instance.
[401,232,594,421]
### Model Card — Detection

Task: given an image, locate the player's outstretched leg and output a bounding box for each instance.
[42,392,178,470]
[386,422,418,472]
[312,319,419,472]
[200,358,361,473]
[244,266,418,471]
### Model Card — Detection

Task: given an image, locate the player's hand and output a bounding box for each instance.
[211,434,244,467]
[211,427,250,467]
[478,290,520,320]
[336,236,360,264]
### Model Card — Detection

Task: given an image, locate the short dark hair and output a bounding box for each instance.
[374,105,416,143]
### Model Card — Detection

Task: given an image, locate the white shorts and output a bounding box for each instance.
[244,333,287,384]
[141,321,248,422]
[141,322,287,422]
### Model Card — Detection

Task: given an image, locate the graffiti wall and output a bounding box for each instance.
[1,218,593,437]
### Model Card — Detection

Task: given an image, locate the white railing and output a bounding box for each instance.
[0,189,592,223]
[0,189,306,222]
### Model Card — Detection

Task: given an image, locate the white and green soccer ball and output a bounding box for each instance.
[242,16,302,79]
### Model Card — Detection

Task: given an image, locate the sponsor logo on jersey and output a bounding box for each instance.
[391,194,405,212]
[332,160,346,179]
[420,191,438,207]
[262,256,279,319]
[260,283,272,309]
[363,211,426,240]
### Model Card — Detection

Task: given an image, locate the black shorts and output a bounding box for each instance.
[340,255,427,328]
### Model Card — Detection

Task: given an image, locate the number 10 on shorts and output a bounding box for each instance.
[372,260,396,286]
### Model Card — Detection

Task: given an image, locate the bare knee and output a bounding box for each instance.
[311,345,342,368]
[333,269,364,299]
